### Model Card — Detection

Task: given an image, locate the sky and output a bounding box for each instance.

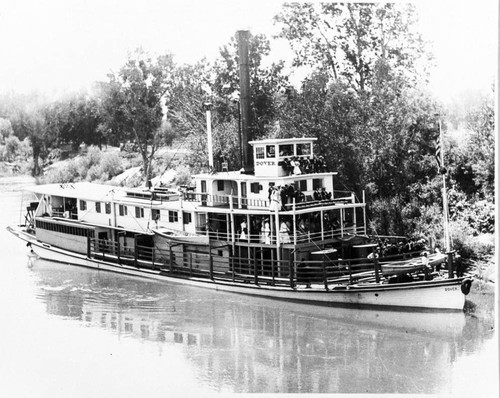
[0,0,497,102]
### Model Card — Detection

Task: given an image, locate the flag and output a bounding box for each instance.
[434,136,442,169]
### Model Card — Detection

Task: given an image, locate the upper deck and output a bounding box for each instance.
[249,137,319,177]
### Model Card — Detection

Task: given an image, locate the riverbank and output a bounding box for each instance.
[0,172,495,286]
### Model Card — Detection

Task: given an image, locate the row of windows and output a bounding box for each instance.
[36,220,95,238]
[213,180,314,196]
[255,143,312,159]
[78,200,190,224]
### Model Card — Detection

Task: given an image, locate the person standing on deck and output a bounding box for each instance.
[280,221,291,244]
[240,220,248,241]
[269,187,281,212]
[263,219,271,244]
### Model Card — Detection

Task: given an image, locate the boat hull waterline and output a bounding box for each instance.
[9,226,468,311]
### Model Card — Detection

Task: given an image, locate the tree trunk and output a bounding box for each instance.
[142,151,152,185]
[32,153,40,176]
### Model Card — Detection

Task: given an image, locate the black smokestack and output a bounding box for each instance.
[236,30,253,173]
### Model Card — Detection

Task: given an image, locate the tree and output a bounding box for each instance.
[100,49,176,182]
[9,107,54,176]
[46,92,104,150]
[274,3,429,92]
[464,93,495,197]
[212,33,288,139]
[0,118,13,143]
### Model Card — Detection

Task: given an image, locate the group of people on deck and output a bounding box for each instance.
[268,185,305,211]
[313,187,332,201]
[374,238,429,257]
[238,217,293,245]
[268,184,334,211]
[280,156,327,175]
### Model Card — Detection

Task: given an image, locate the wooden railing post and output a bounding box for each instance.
[271,259,275,286]
[447,251,454,279]
[322,262,328,290]
[254,256,258,285]
[348,260,353,284]
[133,236,138,268]
[87,235,91,258]
[117,241,121,265]
[374,257,380,283]
[169,246,174,273]
[209,245,214,280]
[289,257,295,288]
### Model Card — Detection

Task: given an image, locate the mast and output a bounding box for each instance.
[437,119,450,251]
[437,118,454,277]
[204,102,214,170]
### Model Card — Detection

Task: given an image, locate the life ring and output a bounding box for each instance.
[461,279,472,295]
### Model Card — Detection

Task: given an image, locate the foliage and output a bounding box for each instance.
[448,220,494,261]
[45,92,104,150]
[274,3,429,92]
[9,108,56,176]
[99,49,177,182]
[464,94,495,196]
[213,33,288,138]
[173,166,192,186]
[43,147,124,183]
[167,60,212,170]
[0,118,13,142]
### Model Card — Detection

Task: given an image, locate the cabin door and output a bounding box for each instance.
[240,182,247,209]
[201,180,207,206]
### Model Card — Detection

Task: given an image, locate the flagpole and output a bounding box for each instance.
[438,120,450,251]
[437,118,454,278]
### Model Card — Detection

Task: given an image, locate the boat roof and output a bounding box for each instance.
[193,170,337,180]
[248,137,318,145]
[26,182,125,202]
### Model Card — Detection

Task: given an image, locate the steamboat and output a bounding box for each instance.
[7,132,471,310]
[7,31,471,311]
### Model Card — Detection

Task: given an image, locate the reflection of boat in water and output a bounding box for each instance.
[35,259,467,339]
[31,259,491,394]
[7,31,471,311]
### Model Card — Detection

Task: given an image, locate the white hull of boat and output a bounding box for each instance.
[8,226,468,311]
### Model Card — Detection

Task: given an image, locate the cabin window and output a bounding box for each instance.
[250,182,262,193]
[217,180,224,191]
[119,205,128,216]
[135,207,144,218]
[169,211,178,223]
[183,212,192,224]
[152,209,160,221]
[105,203,111,214]
[35,219,94,238]
[266,145,275,158]
[279,144,293,157]
[255,147,265,159]
[95,202,101,213]
[299,180,307,191]
[79,200,87,211]
[313,178,323,190]
[297,143,311,156]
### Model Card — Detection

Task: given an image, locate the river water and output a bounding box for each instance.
[0,179,497,396]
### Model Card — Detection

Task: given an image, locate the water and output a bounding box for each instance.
[0,182,497,396]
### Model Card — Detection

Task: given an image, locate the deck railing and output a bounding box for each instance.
[161,251,383,288]
[88,237,391,288]
[182,191,357,210]
[194,224,365,244]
